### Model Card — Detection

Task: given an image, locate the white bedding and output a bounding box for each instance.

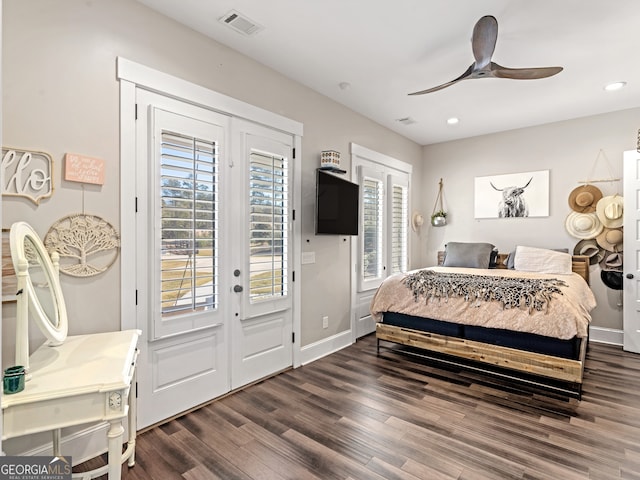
[370,266,596,339]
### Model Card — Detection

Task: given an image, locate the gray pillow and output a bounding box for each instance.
[443,242,496,269]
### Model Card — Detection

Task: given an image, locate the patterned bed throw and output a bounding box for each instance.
[403,270,567,313]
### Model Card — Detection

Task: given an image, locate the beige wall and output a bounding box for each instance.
[1,0,423,368]
[420,107,640,330]
[3,0,635,369]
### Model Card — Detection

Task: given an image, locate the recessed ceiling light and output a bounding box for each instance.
[604,81,626,91]
[447,117,460,125]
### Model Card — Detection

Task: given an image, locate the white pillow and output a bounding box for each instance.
[513,245,572,275]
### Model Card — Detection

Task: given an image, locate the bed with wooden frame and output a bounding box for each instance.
[372,250,593,398]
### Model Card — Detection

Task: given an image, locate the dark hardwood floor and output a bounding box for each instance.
[78,335,640,479]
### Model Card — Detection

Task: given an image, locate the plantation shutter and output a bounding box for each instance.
[357,164,410,292]
[248,149,288,303]
[389,175,408,275]
[159,130,218,317]
[359,167,385,291]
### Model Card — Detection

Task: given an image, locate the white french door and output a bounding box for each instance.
[623,149,640,353]
[134,90,293,428]
[230,120,293,389]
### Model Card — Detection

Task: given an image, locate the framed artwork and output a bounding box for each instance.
[2,228,17,302]
[474,170,549,219]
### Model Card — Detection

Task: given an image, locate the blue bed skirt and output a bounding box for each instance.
[381,312,582,360]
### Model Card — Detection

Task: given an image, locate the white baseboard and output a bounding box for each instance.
[300,329,353,365]
[589,326,623,346]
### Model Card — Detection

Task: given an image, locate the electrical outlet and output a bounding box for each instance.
[322,316,329,329]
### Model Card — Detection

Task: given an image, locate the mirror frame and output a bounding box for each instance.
[10,222,68,355]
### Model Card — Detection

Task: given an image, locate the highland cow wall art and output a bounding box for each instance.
[474,170,549,219]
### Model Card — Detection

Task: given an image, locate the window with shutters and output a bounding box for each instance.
[160,130,218,317]
[389,182,408,275]
[248,149,288,302]
[357,163,410,292]
[362,177,384,281]
[351,144,411,338]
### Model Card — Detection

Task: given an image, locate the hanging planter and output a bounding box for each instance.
[431,178,448,227]
[431,210,448,227]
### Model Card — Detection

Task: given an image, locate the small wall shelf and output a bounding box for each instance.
[318,166,346,174]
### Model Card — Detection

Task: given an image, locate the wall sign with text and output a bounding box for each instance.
[64,153,105,185]
[1,147,53,205]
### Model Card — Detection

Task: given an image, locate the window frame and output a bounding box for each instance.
[388,174,409,276]
[159,129,219,317]
[351,144,412,294]
[358,166,386,292]
[248,148,289,303]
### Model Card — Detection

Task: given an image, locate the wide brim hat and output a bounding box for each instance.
[595,195,624,228]
[573,239,605,265]
[596,227,623,252]
[601,269,623,290]
[599,251,623,271]
[568,184,603,213]
[565,211,604,239]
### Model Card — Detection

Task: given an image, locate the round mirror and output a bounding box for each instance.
[10,221,68,345]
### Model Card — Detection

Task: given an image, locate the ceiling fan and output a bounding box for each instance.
[409,15,563,95]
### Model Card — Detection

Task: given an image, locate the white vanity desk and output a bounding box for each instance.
[1,330,140,480]
[1,222,141,479]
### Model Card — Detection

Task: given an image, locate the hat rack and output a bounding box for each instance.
[577,149,620,184]
[568,148,624,293]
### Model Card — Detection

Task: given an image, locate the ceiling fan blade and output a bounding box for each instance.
[471,15,498,69]
[490,62,563,79]
[408,65,474,95]
[408,15,564,96]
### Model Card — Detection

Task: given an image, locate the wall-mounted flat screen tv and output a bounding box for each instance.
[315,169,359,235]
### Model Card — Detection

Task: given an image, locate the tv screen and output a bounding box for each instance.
[316,170,359,235]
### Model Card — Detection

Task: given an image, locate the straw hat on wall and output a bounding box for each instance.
[573,239,605,265]
[596,227,623,252]
[568,184,603,213]
[565,211,604,239]
[600,251,623,271]
[595,195,624,228]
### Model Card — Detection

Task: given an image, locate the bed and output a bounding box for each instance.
[371,243,596,398]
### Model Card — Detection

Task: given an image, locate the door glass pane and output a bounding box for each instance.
[249,150,288,302]
[362,178,383,280]
[160,131,218,317]
[390,184,408,274]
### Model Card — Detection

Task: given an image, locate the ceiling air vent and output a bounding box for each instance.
[396,117,417,126]
[219,10,263,36]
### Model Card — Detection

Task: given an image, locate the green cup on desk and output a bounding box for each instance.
[3,366,25,394]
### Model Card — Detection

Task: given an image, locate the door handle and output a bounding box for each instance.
[627,273,634,279]
[233,285,243,293]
